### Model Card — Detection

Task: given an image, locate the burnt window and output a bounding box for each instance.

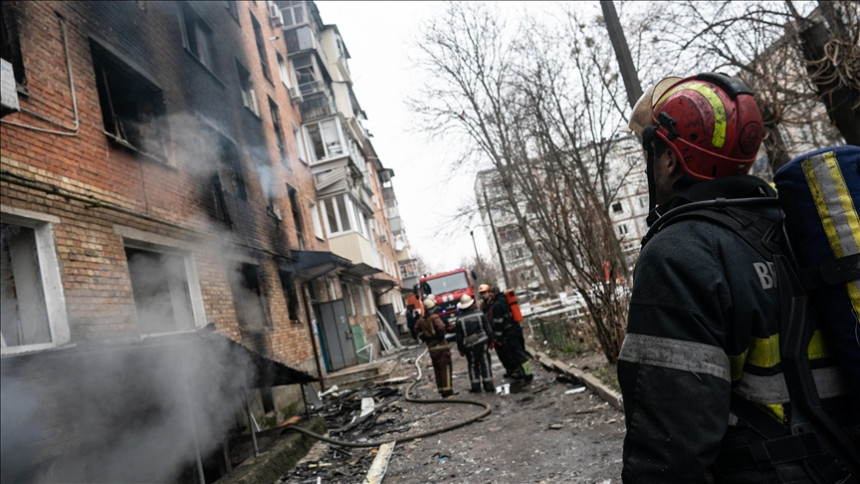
[0,1,25,87]
[250,13,271,82]
[268,97,288,170]
[90,41,167,159]
[125,247,196,335]
[219,135,247,202]
[278,269,299,321]
[236,61,259,116]
[287,184,304,249]
[178,3,215,71]
[229,263,270,330]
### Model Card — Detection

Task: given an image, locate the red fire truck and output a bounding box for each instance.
[414,268,477,323]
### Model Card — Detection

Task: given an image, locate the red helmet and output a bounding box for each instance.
[643,73,763,180]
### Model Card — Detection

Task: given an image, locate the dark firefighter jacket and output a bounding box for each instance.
[617,176,854,483]
[454,306,493,354]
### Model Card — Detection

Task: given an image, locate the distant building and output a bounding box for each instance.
[475,134,648,294]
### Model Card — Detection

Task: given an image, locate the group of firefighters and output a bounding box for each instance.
[411,284,533,397]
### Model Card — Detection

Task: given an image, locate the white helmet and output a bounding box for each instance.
[423,296,436,309]
[457,294,474,310]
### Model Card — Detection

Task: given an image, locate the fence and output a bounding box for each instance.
[528,314,590,354]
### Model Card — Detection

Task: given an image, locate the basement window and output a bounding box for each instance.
[90,41,167,160]
[1,212,69,354]
[229,263,271,331]
[125,246,197,336]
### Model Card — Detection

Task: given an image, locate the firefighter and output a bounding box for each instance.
[414,295,454,398]
[453,294,495,393]
[618,73,858,481]
[479,284,533,382]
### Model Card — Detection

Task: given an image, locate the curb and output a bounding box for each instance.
[526,345,624,412]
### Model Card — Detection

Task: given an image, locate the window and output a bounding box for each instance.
[215,135,247,203]
[236,61,259,116]
[305,118,343,162]
[229,263,270,331]
[125,247,196,335]
[178,3,215,71]
[293,123,307,165]
[287,185,304,249]
[639,196,648,208]
[612,202,623,213]
[309,199,324,239]
[250,13,271,81]
[1,1,26,87]
[91,41,167,158]
[278,269,299,321]
[283,1,305,26]
[293,54,316,91]
[1,213,69,353]
[322,194,354,235]
[618,223,628,235]
[276,52,291,87]
[268,97,288,170]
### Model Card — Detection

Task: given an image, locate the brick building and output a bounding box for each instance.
[0,1,403,481]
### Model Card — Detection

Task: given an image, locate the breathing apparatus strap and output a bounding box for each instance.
[642,125,658,223]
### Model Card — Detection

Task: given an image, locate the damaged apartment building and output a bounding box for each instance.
[0,0,406,482]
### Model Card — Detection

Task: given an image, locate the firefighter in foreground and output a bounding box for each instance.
[453,294,496,393]
[479,285,533,382]
[414,295,454,398]
[618,73,857,481]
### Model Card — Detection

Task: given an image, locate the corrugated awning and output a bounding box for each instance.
[288,250,353,281]
[342,262,381,278]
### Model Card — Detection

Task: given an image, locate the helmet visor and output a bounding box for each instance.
[628,76,682,137]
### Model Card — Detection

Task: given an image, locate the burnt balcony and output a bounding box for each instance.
[299,90,334,121]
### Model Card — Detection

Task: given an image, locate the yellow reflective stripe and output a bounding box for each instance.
[657,82,727,148]
[763,402,785,423]
[745,330,830,369]
[729,350,748,382]
[803,151,860,317]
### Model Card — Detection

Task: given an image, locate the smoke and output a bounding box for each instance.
[1,333,257,483]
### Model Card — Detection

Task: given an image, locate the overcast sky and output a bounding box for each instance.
[313,1,605,273]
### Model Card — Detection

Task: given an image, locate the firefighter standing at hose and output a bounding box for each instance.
[453,294,496,393]
[479,285,533,382]
[414,295,455,398]
[618,72,858,482]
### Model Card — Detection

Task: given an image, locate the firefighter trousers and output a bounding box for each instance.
[464,343,495,392]
[428,345,453,397]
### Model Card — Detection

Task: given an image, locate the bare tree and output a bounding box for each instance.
[632,1,855,174]
[411,2,633,363]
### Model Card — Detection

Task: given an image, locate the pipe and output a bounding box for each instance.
[1,14,80,136]
[244,388,260,457]
[281,347,492,448]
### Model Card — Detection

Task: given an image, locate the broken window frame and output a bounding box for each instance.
[236,61,260,116]
[90,39,168,161]
[0,1,27,89]
[229,262,272,331]
[0,210,69,355]
[286,184,304,250]
[249,12,271,82]
[268,97,288,171]
[177,2,216,73]
[308,198,324,240]
[304,117,344,163]
[124,244,200,337]
[292,122,308,166]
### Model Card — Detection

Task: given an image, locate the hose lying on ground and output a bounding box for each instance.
[282,347,492,448]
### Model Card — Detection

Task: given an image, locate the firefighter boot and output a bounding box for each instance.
[470,383,482,393]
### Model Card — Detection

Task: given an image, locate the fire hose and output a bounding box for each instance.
[282,347,492,448]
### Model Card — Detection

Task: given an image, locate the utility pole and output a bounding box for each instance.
[482,184,510,289]
[600,0,643,110]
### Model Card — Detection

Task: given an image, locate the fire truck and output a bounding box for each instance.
[414,268,477,323]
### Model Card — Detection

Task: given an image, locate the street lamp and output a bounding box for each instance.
[470,229,480,263]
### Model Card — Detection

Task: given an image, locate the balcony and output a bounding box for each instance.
[299,91,334,121]
[285,25,318,54]
[328,232,378,270]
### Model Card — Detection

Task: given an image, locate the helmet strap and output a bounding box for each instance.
[642,125,658,224]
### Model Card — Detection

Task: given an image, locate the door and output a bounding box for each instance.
[316,299,356,371]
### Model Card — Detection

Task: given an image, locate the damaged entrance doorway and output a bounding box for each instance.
[313,300,356,372]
